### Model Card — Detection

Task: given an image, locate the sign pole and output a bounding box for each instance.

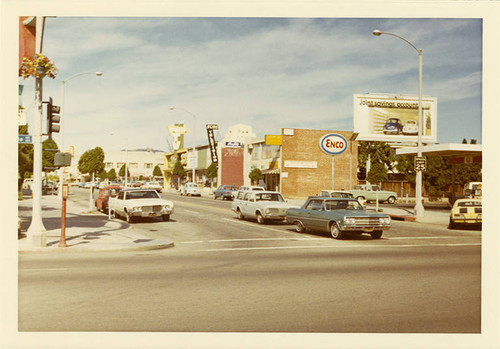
[331,156,335,190]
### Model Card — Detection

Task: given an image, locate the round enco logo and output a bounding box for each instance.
[319,133,348,155]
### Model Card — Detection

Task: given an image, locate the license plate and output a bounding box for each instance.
[364,227,374,232]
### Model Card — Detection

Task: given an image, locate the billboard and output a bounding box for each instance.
[353,94,437,143]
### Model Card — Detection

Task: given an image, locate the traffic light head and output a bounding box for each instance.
[47,97,61,139]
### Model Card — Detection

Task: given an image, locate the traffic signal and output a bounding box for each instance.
[47,97,61,139]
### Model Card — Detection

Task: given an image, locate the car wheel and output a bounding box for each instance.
[125,211,135,224]
[371,230,383,239]
[162,214,170,222]
[214,195,217,200]
[256,212,266,224]
[295,221,305,233]
[237,209,244,220]
[356,196,365,202]
[330,222,344,239]
[448,218,457,229]
[387,196,396,204]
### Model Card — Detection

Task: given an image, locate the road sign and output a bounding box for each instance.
[414,156,427,171]
[18,135,32,144]
[318,133,348,155]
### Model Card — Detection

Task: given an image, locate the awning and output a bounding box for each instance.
[262,168,280,175]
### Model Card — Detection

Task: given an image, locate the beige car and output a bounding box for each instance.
[320,190,367,206]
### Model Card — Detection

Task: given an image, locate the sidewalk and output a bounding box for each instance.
[18,195,174,253]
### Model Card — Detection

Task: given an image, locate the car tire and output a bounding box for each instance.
[162,214,170,222]
[125,211,135,224]
[448,218,457,229]
[330,222,344,239]
[371,230,383,239]
[294,221,305,233]
[387,196,396,204]
[356,196,365,202]
[237,209,244,220]
[214,195,217,200]
[111,209,118,219]
[256,212,266,224]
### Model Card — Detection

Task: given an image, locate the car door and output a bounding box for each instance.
[114,191,126,215]
[301,199,323,230]
[242,192,255,217]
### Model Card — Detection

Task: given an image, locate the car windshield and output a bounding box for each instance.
[325,200,363,210]
[255,193,284,202]
[457,201,481,207]
[126,190,160,200]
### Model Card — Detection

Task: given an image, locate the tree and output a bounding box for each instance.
[153,165,163,177]
[206,163,218,179]
[108,168,117,180]
[78,147,105,177]
[118,164,130,177]
[97,168,108,180]
[42,138,59,169]
[249,168,264,185]
[367,162,388,184]
[358,141,396,180]
[172,160,186,179]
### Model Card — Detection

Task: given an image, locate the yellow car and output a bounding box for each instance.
[449,198,482,229]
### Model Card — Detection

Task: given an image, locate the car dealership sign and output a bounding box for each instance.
[319,133,348,155]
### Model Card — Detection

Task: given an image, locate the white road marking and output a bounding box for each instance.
[181,237,323,244]
[199,243,482,252]
[21,268,69,272]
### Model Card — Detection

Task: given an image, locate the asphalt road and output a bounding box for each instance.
[18,188,482,333]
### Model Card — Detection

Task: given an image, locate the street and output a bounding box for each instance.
[18,189,482,333]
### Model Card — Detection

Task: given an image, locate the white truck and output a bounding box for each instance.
[347,185,398,204]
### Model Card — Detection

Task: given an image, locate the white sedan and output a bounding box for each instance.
[109,189,174,223]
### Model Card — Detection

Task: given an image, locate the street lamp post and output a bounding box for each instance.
[169,107,196,184]
[373,30,425,218]
[59,71,103,200]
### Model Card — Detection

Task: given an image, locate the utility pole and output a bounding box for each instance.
[26,16,46,246]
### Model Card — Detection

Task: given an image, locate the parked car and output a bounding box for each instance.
[402,120,418,135]
[142,181,163,192]
[95,185,122,213]
[213,185,238,200]
[234,186,265,199]
[231,190,299,224]
[42,180,57,195]
[383,118,403,135]
[286,197,391,239]
[22,178,33,189]
[347,185,397,204]
[320,189,366,206]
[180,182,201,196]
[108,188,174,223]
[449,198,481,229]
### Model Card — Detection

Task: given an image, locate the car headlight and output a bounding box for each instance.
[379,217,391,225]
[163,205,171,210]
[265,208,271,214]
[344,217,356,225]
[131,207,142,212]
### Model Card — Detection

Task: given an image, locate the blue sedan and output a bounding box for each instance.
[286,197,391,239]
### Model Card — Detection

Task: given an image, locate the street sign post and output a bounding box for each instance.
[18,134,33,144]
[415,156,427,171]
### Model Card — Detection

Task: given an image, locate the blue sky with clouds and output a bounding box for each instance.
[20,16,482,155]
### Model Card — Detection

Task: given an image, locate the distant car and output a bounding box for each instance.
[214,185,238,200]
[95,185,122,213]
[402,120,418,135]
[347,185,397,204]
[449,198,481,229]
[286,197,391,239]
[383,118,403,135]
[22,178,33,189]
[181,182,201,196]
[232,190,299,224]
[142,181,163,192]
[42,180,57,195]
[108,188,174,223]
[238,186,265,192]
[320,190,366,206]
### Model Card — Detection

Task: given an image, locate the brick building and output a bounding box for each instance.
[280,128,358,199]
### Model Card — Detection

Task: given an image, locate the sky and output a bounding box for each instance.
[18,16,483,156]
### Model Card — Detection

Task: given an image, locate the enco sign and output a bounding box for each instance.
[319,133,348,155]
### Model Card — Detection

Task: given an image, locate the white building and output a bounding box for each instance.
[103,148,165,178]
